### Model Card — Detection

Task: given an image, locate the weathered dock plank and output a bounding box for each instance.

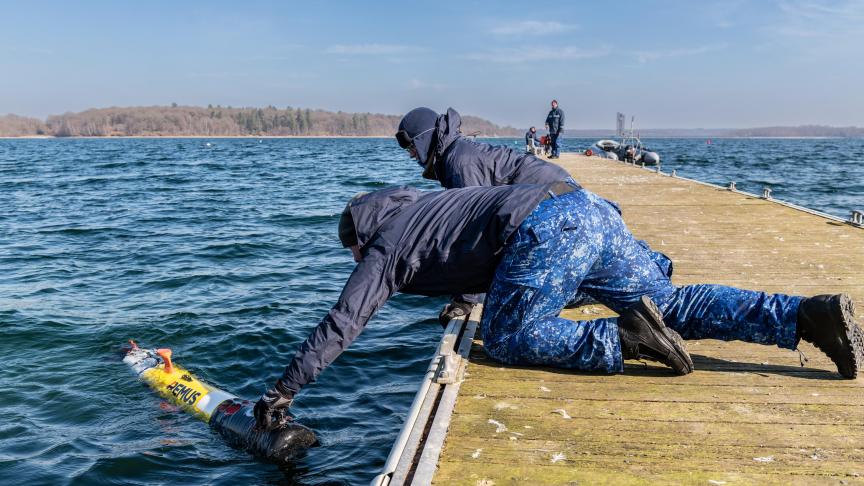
[433,155,864,485]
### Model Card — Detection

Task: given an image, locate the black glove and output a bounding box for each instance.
[253,383,295,431]
[438,301,474,327]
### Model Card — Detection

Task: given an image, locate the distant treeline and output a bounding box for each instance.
[0,105,521,137]
[3,107,862,138]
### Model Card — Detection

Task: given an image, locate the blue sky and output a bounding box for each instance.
[1,0,862,128]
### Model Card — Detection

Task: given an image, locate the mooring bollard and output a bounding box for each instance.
[851,210,864,227]
[762,187,772,199]
[671,169,677,177]
[728,181,736,191]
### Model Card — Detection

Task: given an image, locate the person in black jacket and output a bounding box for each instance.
[396,107,572,189]
[396,106,670,320]
[545,99,564,158]
[253,184,861,429]
[396,106,584,322]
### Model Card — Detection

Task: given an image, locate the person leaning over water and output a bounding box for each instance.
[396,106,589,323]
[395,106,671,321]
[396,107,574,189]
[253,182,863,429]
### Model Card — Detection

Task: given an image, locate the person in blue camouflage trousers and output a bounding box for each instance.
[255,183,862,429]
[481,187,854,374]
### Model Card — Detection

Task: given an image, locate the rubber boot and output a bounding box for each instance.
[618,295,694,375]
[797,294,861,379]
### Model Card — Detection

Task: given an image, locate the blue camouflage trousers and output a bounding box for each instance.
[481,188,803,373]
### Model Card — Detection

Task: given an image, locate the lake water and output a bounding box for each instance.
[1,137,862,485]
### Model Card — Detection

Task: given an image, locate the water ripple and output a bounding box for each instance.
[0,137,861,484]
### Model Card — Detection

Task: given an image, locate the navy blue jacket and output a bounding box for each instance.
[546,107,565,134]
[279,184,553,395]
[410,108,572,189]
[525,130,540,146]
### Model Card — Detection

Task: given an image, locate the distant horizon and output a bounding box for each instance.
[2,104,864,133]
[1,1,862,128]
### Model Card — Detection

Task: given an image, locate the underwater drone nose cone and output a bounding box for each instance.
[156,348,174,373]
[266,423,320,464]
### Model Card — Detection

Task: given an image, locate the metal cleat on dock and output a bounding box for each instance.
[762,187,772,199]
[728,181,737,191]
[851,210,864,227]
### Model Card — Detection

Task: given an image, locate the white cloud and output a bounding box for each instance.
[634,44,727,64]
[1,46,53,55]
[325,44,421,55]
[757,1,864,56]
[408,79,446,91]
[489,20,577,36]
[767,0,864,38]
[465,46,610,64]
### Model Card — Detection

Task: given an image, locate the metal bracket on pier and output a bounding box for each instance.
[373,306,481,486]
[762,187,772,199]
[728,181,736,191]
[655,163,662,173]
[670,169,677,178]
[433,321,463,384]
[851,210,864,227]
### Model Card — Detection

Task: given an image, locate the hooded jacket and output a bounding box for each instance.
[279,183,553,395]
[546,106,565,134]
[408,108,573,189]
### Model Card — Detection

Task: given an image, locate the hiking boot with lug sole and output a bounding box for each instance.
[618,295,694,375]
[797,294,861,379]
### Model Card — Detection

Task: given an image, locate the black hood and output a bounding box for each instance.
[398,107,463,168]
[431,108,463,162]
[347,186,422,248]
[397,107,438,167]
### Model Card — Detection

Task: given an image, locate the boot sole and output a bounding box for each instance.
[834,294,860,379]
[635,296,694,375]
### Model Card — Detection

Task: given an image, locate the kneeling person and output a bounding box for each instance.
[254,184,862,429]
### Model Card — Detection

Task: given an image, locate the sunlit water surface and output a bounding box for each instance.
[0,137,861,485]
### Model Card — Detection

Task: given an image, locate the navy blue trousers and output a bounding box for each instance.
[550,133,562,157]
[481,189,803,372]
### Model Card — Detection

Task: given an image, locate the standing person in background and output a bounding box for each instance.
[545,99,565,159]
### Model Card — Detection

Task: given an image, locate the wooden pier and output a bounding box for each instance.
[428,154,864,485]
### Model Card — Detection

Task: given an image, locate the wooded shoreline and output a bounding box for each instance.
[0,105,521,138]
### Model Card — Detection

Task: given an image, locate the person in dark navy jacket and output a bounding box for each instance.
[395,106,669,321]
[545,99,565,158]
[253,184,861,429]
